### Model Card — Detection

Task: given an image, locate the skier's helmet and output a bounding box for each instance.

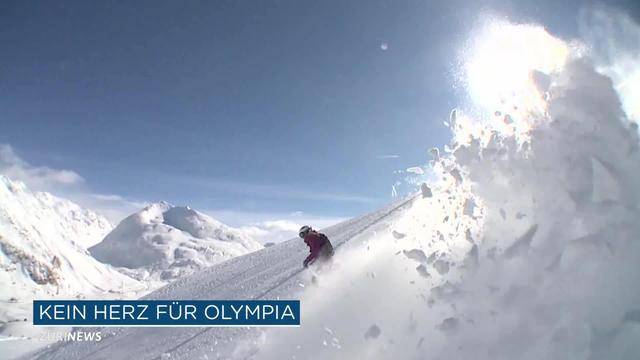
[299,225,312,238]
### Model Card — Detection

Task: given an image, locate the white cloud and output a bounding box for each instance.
[376,154,400,159]
[0,144,84,190]
[240,220,301,244]
[207,209,346,244]
[0,143,144,224]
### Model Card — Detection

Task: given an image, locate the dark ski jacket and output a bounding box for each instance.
[303,231,333,267]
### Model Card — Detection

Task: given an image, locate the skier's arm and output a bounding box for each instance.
[303,233,321,267]
[303,252,316,267]
[303,238,319,267]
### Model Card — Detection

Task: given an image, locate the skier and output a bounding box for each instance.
[299,225,334,268]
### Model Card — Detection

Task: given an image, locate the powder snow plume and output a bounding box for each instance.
[245,16,640,360]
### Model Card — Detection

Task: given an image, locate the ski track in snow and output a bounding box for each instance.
[25,196,416,360]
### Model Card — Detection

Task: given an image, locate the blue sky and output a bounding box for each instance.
[1,0,638,226]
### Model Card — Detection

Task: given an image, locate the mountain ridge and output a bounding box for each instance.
[89,201,263,282]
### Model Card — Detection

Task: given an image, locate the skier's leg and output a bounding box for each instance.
[316,244,334,271]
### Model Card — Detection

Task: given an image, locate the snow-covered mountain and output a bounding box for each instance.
[90,202,263,282]
[0,179,266,358]
[27,196,415,360]
[0,175,145,324]
[31,21,640,360]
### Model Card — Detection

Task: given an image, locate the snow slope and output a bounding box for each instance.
[0,175,144,305]
[27,196,416,360]
[90,203,263,282]
[26,18,640,360]
[0,175,146,348]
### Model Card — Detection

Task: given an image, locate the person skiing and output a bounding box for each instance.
[299,225,334,268]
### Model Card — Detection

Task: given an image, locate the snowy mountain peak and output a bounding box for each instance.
[0,175,113,251]
[145,201,173,212]
[0,175,144,325]
[90,202,262,281]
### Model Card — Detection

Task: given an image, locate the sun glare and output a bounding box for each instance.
[462,20,569,132]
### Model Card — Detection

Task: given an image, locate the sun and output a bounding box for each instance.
[461,19,569,127]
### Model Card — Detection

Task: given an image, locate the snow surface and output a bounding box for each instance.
[0,175,147,357]
[0,181,265,359]
[22,18,640,360]
[0,175,145,307]
[90,202,262,282]
[26,197,416,360]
